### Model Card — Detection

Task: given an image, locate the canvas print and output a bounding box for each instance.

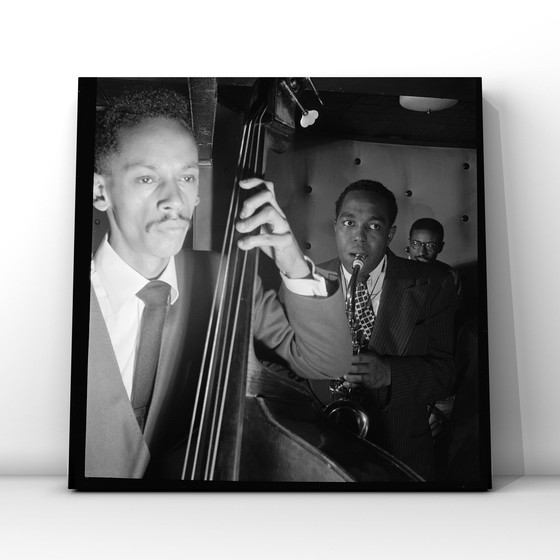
[69,77,489,490]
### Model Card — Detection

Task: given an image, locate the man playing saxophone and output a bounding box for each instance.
[311,180,459,481]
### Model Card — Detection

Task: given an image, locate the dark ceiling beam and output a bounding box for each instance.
[309,78,477,102]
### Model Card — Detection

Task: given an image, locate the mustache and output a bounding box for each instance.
[145,213,190,232]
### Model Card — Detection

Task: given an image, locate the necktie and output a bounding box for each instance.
[131,280,171,432]
[354,281,375,344]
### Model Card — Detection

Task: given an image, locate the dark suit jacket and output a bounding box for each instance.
[312,250,458,480]
[85,249,352,478]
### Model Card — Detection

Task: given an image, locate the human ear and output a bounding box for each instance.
[93,173,110,211]
[387,225,397,245]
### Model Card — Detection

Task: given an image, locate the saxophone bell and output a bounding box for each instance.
[324,396,369,438]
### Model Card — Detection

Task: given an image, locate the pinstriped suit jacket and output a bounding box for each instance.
[85,249,352,479]
[313,250,458,480]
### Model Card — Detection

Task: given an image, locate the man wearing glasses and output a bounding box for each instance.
[407,218,463,459]
[407,218,461,295]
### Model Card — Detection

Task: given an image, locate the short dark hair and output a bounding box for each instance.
[409,218,444,242]
[95,88,193,174]
[335,180,398,225]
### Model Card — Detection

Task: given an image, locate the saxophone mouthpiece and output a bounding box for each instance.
[352,254,366,270]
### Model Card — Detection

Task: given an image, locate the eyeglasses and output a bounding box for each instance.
[409,239,440,250]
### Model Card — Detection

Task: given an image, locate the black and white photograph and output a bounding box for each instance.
[68,77,490,490]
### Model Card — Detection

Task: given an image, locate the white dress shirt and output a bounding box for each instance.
[91,237,179,399]
[91,236,327,399]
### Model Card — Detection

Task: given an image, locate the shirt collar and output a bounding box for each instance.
[92,236,179,314]
[341,254,387,288]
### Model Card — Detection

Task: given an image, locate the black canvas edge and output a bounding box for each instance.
[68,78,97,490]
[67,77,492,492]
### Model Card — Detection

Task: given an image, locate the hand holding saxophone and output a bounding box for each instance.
[344,351,392,390]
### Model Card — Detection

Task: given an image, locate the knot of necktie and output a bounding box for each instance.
[136,280,171,308]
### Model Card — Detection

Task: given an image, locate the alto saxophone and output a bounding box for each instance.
[323,254,370,437]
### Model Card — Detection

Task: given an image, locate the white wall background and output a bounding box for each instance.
[1,1,559,478]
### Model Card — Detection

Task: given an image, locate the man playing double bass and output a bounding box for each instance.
[84,87,352,480]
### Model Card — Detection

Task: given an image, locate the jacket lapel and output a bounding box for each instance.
[370,251,428,355]
[86,288,150,478]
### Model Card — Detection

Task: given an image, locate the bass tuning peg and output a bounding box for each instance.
[279,79,320,128]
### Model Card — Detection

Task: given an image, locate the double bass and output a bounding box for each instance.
[179,78,422,485]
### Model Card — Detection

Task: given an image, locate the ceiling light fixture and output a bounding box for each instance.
[399,96,458,114]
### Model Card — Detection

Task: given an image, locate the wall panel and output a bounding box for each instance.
[267,140,478,269]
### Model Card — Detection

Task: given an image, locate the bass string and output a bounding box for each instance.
[206,106,267,480]
[181,104,267,480]
[203,114,256,477]
[181,116,253,480]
